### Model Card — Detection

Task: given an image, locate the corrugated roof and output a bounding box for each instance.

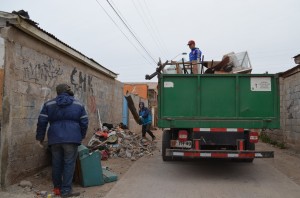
[0,11,118,78]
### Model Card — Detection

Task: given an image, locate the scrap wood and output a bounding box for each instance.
[125,94,141,124]
[205,56,230,74]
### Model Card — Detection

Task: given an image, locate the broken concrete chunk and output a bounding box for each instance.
[131,156,136,161]
[19,180,32,188]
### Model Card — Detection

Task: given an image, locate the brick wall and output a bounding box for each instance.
[0,26,123,186]
[281,71,300,149]
[265,69,300,151]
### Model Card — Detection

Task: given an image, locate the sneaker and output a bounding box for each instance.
[53,188,61,196]
[61,191,80,197]
[152,136,156,141]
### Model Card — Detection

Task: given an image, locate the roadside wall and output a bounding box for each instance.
[280,71,300,150]
[0,26,123,186]
[265,68,300,151]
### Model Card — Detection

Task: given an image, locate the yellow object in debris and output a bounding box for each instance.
[47,193,53,198]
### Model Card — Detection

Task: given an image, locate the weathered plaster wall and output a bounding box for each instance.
[0,26,123,186]
[281,72,300,149]
[265,71,300,151]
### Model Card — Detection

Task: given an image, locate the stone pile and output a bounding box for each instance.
[87,128,157,161]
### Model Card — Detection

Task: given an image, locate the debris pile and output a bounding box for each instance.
[205,51,252,74]
[158,51,252,76]
[87,125,157,161]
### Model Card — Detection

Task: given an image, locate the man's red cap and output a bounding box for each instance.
[187,40,195,45]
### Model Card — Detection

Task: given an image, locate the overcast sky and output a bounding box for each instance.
[1,0,299,82]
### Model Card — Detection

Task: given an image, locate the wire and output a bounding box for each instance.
[95,0,153,65]
[132,0,167,58]
[142,0,169,56]
[105,0,157,64]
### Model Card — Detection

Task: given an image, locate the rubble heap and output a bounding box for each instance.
[87,127,157,161]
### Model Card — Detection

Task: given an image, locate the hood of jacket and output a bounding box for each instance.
[56,93,74,107]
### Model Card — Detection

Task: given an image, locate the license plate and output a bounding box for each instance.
[171,140,192,148]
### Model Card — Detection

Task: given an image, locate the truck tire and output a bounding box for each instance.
[162,130,172,161]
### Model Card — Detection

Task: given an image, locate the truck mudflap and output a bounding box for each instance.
[166,149,274,158]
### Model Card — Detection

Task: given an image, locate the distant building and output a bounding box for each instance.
[123,84,148,99]
[123,82,158,127]
[293,54,300,65]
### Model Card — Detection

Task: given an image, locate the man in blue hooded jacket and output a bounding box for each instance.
[36,83,88,197]
[139,102,156,141]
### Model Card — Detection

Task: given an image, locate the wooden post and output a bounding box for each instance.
[125,93,140,124]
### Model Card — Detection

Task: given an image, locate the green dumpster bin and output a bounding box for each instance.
[78,145,104,187]
[158,74,280,129]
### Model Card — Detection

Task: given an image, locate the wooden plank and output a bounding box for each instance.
[125,94,140,124]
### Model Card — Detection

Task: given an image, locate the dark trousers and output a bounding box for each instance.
[142,124,155,138]
[51,143,78,195]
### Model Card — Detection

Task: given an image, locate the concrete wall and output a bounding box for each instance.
[0,26,123,186]
[265,70,300,151]
[281,71,300,150]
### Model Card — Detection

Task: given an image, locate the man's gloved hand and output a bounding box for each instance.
[138,116,143,125]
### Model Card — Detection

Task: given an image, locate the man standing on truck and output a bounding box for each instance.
[139,102,156,141]
[188,40,202,62]
[188,40,202,73]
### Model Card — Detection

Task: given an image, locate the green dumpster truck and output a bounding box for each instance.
[157,73,279,162]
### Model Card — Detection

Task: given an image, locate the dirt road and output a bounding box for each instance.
[1,130,300,198]
[105,140,300,198]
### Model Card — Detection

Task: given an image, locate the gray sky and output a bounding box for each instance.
[1,0,299,82]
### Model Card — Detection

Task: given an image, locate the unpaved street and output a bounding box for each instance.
[1,132,300,198]
[105,140,300,198]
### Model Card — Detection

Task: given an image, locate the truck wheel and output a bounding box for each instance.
[162,130,172,161]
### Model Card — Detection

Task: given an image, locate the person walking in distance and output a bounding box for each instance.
[139,102,156,141]
[36,84,88,197]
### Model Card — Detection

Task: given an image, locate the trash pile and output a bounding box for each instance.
[159,51,252,75]
[205,51,252,74]
[87,123,157,161]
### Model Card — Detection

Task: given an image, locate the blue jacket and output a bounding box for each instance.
[189,48,202,61]
[139,102,152,125]
[36,93,88,145]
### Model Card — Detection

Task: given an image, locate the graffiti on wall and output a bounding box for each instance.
[23,58,63,87]
[70,67,97,113]
[70,68,94,94]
